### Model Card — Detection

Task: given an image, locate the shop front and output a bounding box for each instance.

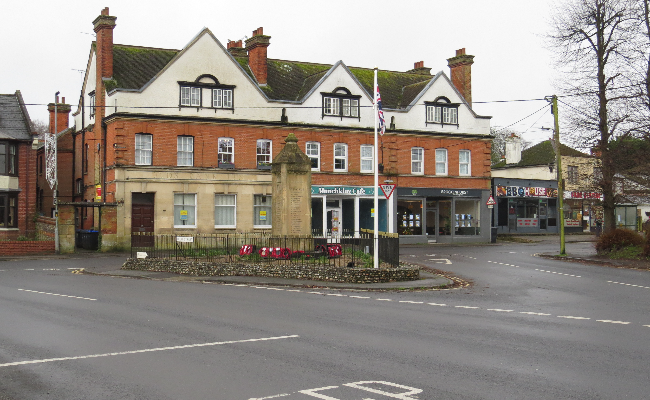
[493,178,559,234]
[396,187,490,244]
[310,185,394,239]
[564,191,603,233]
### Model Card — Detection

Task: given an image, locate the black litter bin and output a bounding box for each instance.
[80,230,99,250]
[491,227,498,243]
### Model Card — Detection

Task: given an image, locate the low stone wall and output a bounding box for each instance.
[122,258,419,284]
[0,241,55,256]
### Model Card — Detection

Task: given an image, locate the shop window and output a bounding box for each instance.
[174,193,196,227]
[214,194,236,228]
[455,199,480,235]
[397,199,423,235]
[254,195,272,228]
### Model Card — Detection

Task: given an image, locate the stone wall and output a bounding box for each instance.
[122,258,418,284]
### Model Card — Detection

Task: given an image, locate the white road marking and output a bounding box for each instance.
[429,258,452,264]
[644,325,650,328]
[0,335,299,368]
[235,284,248,287]
[349,296,370,299]
[308,292,324,294]
[326,294,346,297]
[608,281,650,289]
[376,298,392,301]
[399,301,423,304]
[17,289,96,301]
[558,316,590,320]
[286,290,302,292]
[254,380,423,400]
[43,268,61,271]
[455,305,479,309]
[488,309,514,312]
[535,269,580,277]
[597,320,630,325]
[520,312,551,316]
[428,303,447,306]
[25,269,34,271]
[267,288,284,291]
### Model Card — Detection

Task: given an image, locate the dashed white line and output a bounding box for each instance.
[487,309,514,312]
[558,316,590,320]
[455,305,479,309]
[376,298,392,301]
[349,296,370,299]
[399,301,424,304]
[0,335,299,368]
[17,289,96,301]
[428,303,447,306]
[597,320,630,325]
[535,269,580,277]
[520,312,551,316]
[608,281,650,289]
[307,292,324,295]
[326,294,346,297]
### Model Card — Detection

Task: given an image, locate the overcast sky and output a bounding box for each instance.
[1,0,560,145]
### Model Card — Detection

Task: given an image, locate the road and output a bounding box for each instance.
[0,239,649,399]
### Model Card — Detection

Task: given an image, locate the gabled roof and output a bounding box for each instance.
[106,41,438,109]
[0,91,32,141]
[492,140,590,169]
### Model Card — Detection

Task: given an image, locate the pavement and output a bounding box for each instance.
[3,233,646,290]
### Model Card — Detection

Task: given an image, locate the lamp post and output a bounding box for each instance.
[546,95,566,256]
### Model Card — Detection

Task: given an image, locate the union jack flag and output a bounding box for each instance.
[376,85,385,135]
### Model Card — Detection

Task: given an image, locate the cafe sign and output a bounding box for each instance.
[311,186,375,196]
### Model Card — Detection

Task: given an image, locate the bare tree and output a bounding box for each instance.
[30,119,49,137]
[490,127,531,165]
[549,0,639,232]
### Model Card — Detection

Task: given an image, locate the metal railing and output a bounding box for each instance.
[131,231,399,268]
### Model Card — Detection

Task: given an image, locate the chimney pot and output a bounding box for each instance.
[245,28,270,84]
[447,48,475,106]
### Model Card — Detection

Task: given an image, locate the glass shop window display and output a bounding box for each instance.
[455,199,480,235]
[397,200,423,235]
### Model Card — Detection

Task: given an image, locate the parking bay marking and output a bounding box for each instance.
[250,380,423,400]
[0,334,299,368]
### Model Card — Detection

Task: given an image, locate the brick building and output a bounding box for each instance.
[67,8,493,248]
[0,91,37,239]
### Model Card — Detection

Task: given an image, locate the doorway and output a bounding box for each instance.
[132,193,155,247]
[326,199,341,243]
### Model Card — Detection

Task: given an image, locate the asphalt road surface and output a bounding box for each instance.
[1,240,649,399]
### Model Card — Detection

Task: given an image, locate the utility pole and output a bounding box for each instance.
[548,95,566,256]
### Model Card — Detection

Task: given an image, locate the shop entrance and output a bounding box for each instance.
[326,199,341,243]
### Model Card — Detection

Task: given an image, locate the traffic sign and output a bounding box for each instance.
[380,184,396,199]
[486,195,496,206]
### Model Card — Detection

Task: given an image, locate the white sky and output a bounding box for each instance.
[1,0,559,146]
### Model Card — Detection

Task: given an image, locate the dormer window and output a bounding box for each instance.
[179,74,235,110]
[425,97,459,126]
[322,87,361,119]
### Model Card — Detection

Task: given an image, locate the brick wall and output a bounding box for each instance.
[0,241,55,256]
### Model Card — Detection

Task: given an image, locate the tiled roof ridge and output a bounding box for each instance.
[113,43,180,53]
[267,57,435,78]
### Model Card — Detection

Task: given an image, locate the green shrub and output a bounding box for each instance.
[595,229,645,254]
[643,238,650,258]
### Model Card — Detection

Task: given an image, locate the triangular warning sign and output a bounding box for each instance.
[486,195,496,206]
[380,184,396,200]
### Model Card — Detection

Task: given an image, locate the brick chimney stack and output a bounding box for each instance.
[47,95,71,134]
[408,61,431,75]
[227,40,247,57]
[447,48,475,107]
[245,27,271,85]
[93,7,116,123]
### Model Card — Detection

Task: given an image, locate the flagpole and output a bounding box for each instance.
[373,68,379,269]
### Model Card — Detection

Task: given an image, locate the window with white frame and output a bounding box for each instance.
[334,143,348,172]
[360,145,374,173]
[426,98,459,125]
[212,88,233,109]
[322,88,361,118]
[411,147,424,175]
[435,148,448,175]
[180,86,201,107]
[214,194,236,228]
[177,136,194,166]
[174,193,196,227]
[135,134,152,166]
[253,195,272,227]
[218,137,234,165]
[256,139,271,166]
[306,142,320,171]
[459,150,471,176]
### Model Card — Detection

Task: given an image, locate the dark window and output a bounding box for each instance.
[0,141,18,176]
[0,193,18,228]
[321,87,361,119]
[178,75,236,110]
[567,165,578,184]
[89,90,96,119]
